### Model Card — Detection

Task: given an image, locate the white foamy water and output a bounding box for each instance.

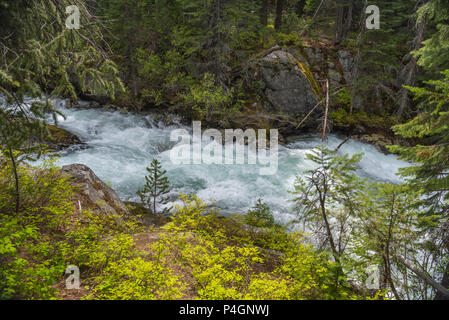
[33,100,409,224]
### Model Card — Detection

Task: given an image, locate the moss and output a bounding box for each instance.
[331,108,399,131]
[46,124,81,150]
[285,53,324,101]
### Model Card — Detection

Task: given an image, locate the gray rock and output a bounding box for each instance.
[61,163,129,217]
[260,50,319,115]
[338,50,354,83]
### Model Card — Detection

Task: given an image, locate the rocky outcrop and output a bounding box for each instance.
[259,50,320,116]
[61,164,129,217]
[352,133,394,154]
[300,46,355,87]
[25,122,83,151]
[46,124,83,151]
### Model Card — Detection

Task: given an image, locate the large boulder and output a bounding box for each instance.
[61,164,129,217]
[260,50,319,116]
[46,124,83,151]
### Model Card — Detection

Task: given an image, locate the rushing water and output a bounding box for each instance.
[34,99,409,224]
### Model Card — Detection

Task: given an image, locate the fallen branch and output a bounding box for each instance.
[296,86,346,129]
[322,79,330,141]
[394,253,449,299]
[334,136,351,153]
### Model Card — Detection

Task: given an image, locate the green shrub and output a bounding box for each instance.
[88,257,184,300]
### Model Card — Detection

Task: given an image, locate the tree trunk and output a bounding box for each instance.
[349,0,367,113]
[274,0,284,30]
[334,0,353,45]
[8,147,20,214]
[394,253,449,299]
[396,19,426,118]
[295,0,306,17]
[260,0,269,26]
[435,260,449,300]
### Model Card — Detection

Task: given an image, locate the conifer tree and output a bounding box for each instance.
[0,0,123,214]
[137,159,172,215]
[414,0,449,71]
[389,70,449,299]
[245,198,275,229]
[291,145,364,264]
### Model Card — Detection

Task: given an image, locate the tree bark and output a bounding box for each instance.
[8,147,19,214]
[396,19,426,118]
[334,0,353,45]
[394,253,449,299]
[435,260,449,300]
[260,0,269,26]
[322,79,329,141]
[349,0,367,113]
[274,0,284,30]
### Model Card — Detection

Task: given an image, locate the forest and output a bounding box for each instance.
[0,0,448,301]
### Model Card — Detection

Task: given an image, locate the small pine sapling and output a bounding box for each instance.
[245,198,275,229]
[137,159,172,215]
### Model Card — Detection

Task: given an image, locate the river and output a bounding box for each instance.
[36,99,409,224]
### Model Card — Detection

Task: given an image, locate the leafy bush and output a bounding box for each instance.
[88,257,184,300]
[0,159,74,299]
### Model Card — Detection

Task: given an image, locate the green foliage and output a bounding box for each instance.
[0,159,145,299]
[180,73,234,120]
[331,108,398,130]
[244,198,275,229]
[88,257,184,300]
[137,159,172,215]
[390,70,449,215]
[351,0,418,113]
[0,0,124,215]
[0,159,74,299]
[336,88,351,108]
[347,183,426,299]
[96,0,269,119]
[156,194,362,300]
[291,145,364,259]
[414,0,449,70]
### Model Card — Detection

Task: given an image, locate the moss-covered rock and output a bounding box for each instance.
[46,124,83,151]
[259,49,321,116]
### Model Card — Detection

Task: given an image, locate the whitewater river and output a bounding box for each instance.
[35,100,409,224]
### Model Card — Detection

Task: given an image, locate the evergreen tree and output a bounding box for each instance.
[351,183,424,299]
[414,0,449,71]
[0,0,123,214]
[390,71,449,216]
[137,159,172,215]
[350,0,417,114]
[290,145,364,264]
[389,70,449,299]
[245,198,275,228]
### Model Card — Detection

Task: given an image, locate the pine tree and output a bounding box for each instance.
[414,0,449,71]
[389,70,449,299]
[290,145,364,264]
[0,0,123,214]
[390,71,449,216]
[137,159,172,215]
[245,198,275,228]
[350,0,417,114]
